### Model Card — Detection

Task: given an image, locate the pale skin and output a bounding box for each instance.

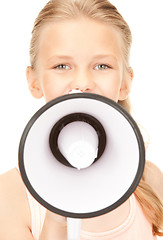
[0,17,162,240]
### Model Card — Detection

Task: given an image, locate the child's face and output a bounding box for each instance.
[27,18,132,102]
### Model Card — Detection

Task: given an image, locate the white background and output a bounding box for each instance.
[0,0,163,176]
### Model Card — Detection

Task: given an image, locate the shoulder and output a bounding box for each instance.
[0,168,32,239]
[143,161,163,202]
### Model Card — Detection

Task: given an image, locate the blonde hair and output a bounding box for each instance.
[29,0,163,235]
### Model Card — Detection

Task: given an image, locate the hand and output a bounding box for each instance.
[39,211,67,240]
[46,210,67,225]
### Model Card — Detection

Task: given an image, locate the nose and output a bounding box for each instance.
[69,70,95,93]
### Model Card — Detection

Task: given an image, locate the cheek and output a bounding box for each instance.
[40,72,69,102]
[103,89,120,102]
[43,84,64,102]
[95,73,122,102]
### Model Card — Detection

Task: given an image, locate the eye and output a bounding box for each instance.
[54,64,70,70]
[94,64,111,70]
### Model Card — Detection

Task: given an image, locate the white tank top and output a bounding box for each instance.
[25,189,157,240]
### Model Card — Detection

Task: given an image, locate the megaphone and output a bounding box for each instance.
[18,93,145,240]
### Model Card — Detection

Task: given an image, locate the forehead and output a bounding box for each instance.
[38,17,123,63]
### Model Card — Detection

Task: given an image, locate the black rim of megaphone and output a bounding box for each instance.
[18,93,145,219]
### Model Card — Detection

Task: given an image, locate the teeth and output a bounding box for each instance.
[69,89,83,94]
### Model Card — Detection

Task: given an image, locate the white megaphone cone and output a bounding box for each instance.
[18,92,145,240]
[58,120,98,170]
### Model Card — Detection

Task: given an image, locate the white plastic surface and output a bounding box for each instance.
[58,121,98,169]
[24,97,139,214]
[67,218,81,240]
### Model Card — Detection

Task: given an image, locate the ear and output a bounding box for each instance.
[119,67,134,101]
[26,66,43,99]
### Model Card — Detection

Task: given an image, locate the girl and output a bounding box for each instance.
[0,0,162,239]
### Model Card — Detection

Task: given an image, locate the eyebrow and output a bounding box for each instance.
[48,54,117,59]
[48,55,73,60]
[92,54,117,60]
[47,54,118,65]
